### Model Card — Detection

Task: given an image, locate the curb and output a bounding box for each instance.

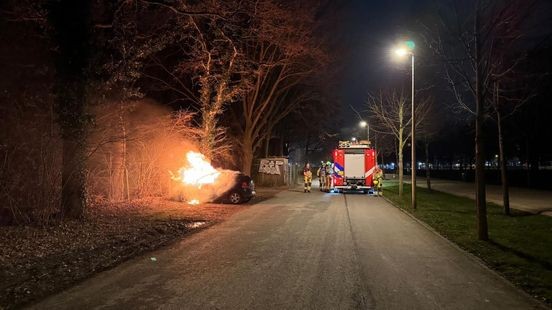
[382,196,550,309]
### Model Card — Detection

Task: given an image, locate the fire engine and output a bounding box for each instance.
[331,140,376,193]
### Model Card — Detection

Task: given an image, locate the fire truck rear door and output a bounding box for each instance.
[344,153,365,179]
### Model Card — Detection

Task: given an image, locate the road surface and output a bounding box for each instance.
[31,189,543,310]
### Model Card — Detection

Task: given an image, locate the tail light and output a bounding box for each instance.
[241,181,250,189]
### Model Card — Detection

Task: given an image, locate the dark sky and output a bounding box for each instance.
[333,0,552,121]
[333,0,431,137]
[331,0,552,164]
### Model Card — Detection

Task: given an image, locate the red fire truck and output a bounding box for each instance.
[331,140,376,193]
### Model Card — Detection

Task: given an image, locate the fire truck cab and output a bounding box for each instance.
[332,140,376,193]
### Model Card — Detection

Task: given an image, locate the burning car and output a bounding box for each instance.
[212,171,255,204]
[170,151,255,205]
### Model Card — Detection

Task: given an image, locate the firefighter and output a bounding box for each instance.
[373,166,384,196]
[303,163,312,193]
[317,161,326,191]
[325,161,332,192]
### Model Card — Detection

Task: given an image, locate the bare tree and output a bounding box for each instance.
[234,0,329,174]
[367,90,431,199]
[262,88,321,157]
[277,90,339,163]
[1,0,249,219]
[489,79,533,215]
[416,97,442,191]
[424,0,536,239]
[108,0,330,174]
[486,2,537,215]
[106,0,249,163]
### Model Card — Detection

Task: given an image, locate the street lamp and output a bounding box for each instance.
[359,120,369,142]
[393,40,416,209]
[351,137,357,143]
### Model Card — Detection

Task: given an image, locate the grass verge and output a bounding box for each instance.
[383,182,552,306]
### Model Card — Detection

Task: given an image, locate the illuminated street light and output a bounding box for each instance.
[392,40,417,209]
[359,120,369,142]
[394,48,408,57]
[351,137,357,142]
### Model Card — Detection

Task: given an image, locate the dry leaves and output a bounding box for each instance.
[0,198,244,309]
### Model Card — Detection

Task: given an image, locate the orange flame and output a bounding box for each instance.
[171,151,220,205]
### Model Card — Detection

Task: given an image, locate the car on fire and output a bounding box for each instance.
[171,151,255,205]
[213,171,256,204]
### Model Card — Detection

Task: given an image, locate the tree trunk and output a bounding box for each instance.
[50,1,90,219]
[398,127,404,198]
[398,111,404,198]
[61,133,85,218]
[474,1,489,240]
[374,134,378,165]
[497,109,510,215]
[475,110,488,240]
[199,76,214,160]
[264,127,272,158]
[425,141,431,191]
[120,105,130,201]
[395,139,399,179]
[398,149,404,198]
[108,152,114,200]
[241,134,254,176]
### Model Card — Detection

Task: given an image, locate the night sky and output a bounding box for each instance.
[338,1,429,100]
[328,0,552,168]
[333,0,432,137]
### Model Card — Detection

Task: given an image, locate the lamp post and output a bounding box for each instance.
[394,41,416,209]
[359,120,369,143]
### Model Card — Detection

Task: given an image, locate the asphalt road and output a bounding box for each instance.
[31,189,544,310]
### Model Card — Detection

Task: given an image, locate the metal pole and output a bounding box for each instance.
[411,53,416,209]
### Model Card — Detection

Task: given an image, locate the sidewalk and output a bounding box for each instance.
[401,177,552,216]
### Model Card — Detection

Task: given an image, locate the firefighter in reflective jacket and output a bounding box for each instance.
[324,161,332,192]
[317,161,326,191]
[373,166,384,196]
[303,163,312,193]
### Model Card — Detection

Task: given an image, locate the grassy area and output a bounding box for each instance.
[383,181,552,306]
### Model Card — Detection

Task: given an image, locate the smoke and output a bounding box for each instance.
[87,99,240,204]
[87,99,200,201]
